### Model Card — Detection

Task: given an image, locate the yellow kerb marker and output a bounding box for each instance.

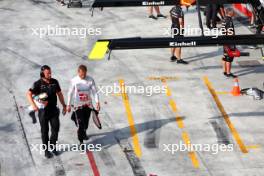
[88,41,109,60]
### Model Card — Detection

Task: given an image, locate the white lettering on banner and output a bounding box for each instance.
[169,41,197,47]
[142,1,165,6]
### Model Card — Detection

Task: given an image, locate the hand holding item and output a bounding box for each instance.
[28,93,48,111]
[66,105,71,113]
[96,103,100,111]
[62,105,67,115]
[32,104,39,112]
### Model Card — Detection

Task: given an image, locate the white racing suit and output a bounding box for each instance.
[67,75,99,142]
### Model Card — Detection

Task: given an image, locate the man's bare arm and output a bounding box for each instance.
[66,80,75,113]
[179,17,184,28]
[57,91,67,114]
[57,91,66,107]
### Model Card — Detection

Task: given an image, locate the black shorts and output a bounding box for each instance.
[171,24,184,38]
[222,55,234,63]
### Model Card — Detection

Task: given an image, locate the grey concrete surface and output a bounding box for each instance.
[0,0,264,176]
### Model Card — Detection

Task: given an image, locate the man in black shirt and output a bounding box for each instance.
[170,3,188,64]
[27,65,67,158]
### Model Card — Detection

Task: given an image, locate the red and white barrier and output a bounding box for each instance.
[233,3,253,18]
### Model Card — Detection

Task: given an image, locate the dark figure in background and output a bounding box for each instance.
[206,4,225,29]
[169,3,188,64]
[206,4,218,29]
[222,8,237,78]
[255,14,264,35]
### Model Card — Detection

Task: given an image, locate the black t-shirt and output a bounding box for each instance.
[222,16,236,52]
[29,78,61,111]
[170,6,184,28]
[222,16,235,35]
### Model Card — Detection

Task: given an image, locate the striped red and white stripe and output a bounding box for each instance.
[233,3,253,18]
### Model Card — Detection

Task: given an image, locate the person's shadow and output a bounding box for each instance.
[86,117,177,149]
[62,117,177,153]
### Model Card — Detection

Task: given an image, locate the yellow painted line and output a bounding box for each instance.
[111,93,122,97]
[203,76,248,153]
[119,79,142,158]
[216,91,230,95]
[163,82,184,129]
[162,79,199,168]
[88,41,109,60]
[166,86,172,97]
[169,99,177,112]
[182,131,200,168]
[147,76,179,81]
[246,145,261,149]
[176,116,184,129]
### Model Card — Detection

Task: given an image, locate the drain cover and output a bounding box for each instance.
[237,60,262,67]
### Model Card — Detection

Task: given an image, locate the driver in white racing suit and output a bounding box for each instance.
[66,65,100,146]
